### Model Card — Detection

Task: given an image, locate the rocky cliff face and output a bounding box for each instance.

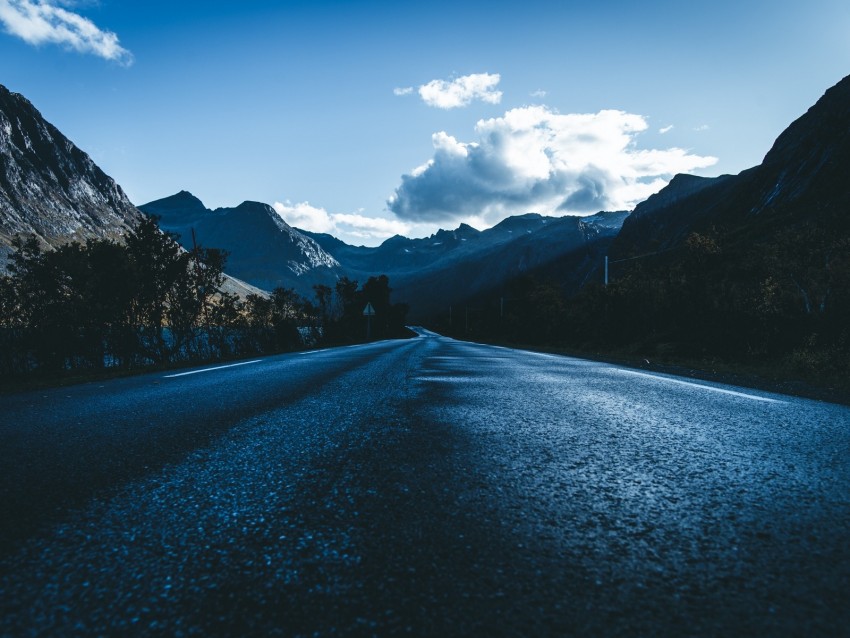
[0,84,142,268]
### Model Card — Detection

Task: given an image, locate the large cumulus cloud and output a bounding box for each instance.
[387,106,717,225]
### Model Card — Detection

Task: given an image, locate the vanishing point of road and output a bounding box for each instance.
[1,330,849,636]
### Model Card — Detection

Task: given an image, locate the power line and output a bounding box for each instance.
[609,245,681,264]
[605,245,683,286]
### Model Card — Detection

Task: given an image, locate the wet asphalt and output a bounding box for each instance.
[1,330,849,636]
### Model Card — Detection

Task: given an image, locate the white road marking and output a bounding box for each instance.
[609,368,785,404]
[164,360,262,378]
[298,343,372,355]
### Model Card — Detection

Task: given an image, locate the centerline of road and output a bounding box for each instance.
[607,368,785,404]
[163,360,263,378]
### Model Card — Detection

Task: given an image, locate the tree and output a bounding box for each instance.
[242,288,305,353]
[313,284,332,326]
[124,215,190,363]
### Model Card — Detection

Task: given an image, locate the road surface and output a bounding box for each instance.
[1,330,849,636]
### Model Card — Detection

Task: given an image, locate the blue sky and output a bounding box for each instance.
[1,0,849,244]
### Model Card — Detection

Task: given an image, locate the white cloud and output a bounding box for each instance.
[273,201,410,243]
[531,89,547,98]
[0,0,132,64]
[332,212,410,238]
[659,124,674,134]
[273,201,335,234]
[393,86,414,96]
[388,106,718,224]
[418,72,502,109]
[694,124,710,131]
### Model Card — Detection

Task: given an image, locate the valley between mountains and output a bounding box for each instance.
[2,75,850,393]
[2,51,850,638]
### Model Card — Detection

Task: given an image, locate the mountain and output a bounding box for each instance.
[139,192,342,296]
[0,83,142,270]
[304,210,629,319]
[390,212,627,319]
[0,81,626,319]
[142,185,629,317]
[612,74,850,258]
[563,73,850,388]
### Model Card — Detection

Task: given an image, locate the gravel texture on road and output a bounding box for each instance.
[1,332,849,636]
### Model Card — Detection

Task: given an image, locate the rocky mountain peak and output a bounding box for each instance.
[0,82,142,269]
[455,223,481,238]
[139,192,341,295]
[171,190,207,208]
[231,200,277,215]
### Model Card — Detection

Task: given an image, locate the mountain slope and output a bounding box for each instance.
[0,82,626,318]
[139,189,628,314]
[304,211,629,319]
[562,73,850,387]
[612,74,850,258]
[0,83,142,269]
[139,192,342,296]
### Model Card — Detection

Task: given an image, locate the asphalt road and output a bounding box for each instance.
[1,330,849,636]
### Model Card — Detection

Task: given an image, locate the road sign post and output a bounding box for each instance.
[362,302,376,340]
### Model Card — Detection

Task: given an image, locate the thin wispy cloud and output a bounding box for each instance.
[388,106,717,225]
[393,86,413,96]
[694,124,710,131]
[531,89,547,98]
[659,124,674,134]
[0,0,133,65]
[417,72,502,109]
[273,201,410,242]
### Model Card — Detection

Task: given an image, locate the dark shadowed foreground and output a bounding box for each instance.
[1,331,849,636]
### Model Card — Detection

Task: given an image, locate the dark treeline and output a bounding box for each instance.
[0,217,408,382]
[434,221,850,391]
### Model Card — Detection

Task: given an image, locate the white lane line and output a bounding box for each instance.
[609,368,785,404]
[164,360,263,378]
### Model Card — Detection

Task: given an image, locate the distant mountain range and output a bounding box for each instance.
[3,73,849,325]
[0,78,624,315]
[303,211,627,318]
[142,189,628,318]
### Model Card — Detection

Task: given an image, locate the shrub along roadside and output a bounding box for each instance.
[0,217,410,391]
